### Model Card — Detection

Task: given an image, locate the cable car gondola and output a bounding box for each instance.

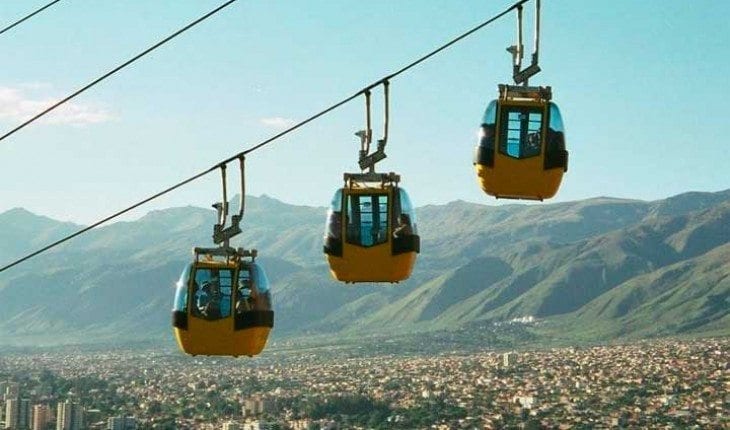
[473,0,568,200]
[323,82,420,283]
[474,85,567,200]
[172,158,273,357]
[324,172,419,283]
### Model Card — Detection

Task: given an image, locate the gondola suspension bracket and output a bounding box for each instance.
[210,156,250,256]
[357,81,390,172]
[508,0,541,85]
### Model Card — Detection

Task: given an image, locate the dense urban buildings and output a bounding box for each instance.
[0,338,727,429]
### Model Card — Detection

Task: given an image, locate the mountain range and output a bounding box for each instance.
[0,190,728,348]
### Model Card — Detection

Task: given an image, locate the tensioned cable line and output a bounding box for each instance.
[0,0,529,274]
[0,0,62,37]
[0,0,238,144]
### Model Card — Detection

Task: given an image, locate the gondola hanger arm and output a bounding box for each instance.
[357,80,390,172]
[509,0,541,85]
[212,157,245,247]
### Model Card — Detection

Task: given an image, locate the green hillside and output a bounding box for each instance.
[0,190,728,348]
[561,243,730,340]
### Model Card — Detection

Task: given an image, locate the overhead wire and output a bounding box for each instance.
[0,0,238,144]
[0,0,530,274]
[0,0,62,37]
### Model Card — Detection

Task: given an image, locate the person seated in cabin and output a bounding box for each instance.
[545,127,565,152]
[327,211,342,240]
[199,277,222,319]
[479,124,496,150]
[525,131,541,155]
[393,214,413,238]
[236,285,253,313]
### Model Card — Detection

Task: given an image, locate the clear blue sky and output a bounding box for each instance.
[1,0,728,224]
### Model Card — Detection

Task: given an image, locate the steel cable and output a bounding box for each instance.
[0,0,63,37]
[0,0,530,273]
[0,0,238,144]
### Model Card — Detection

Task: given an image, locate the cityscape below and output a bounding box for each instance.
[0,338,727,429]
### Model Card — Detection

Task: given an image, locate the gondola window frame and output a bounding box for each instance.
[344,191,390,248]
[498,104,546,160]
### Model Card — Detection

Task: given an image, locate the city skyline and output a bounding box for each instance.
[0,339,727,429]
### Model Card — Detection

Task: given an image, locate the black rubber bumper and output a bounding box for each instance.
[235,310,274,330]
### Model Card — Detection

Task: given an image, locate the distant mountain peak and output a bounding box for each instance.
[0,207,35,217]
[0,207,81,228]
[1,188,728,346]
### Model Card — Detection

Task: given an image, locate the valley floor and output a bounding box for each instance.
[0,337,727,429]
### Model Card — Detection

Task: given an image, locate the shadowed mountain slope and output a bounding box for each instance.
[0,190,728,346]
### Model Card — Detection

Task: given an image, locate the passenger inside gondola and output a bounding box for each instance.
[200,278,221,319]
[327,211,342,240]
[191,268,233,320]
[393,213,413,238]
[502,108,543,159]
[236,287,252,313]
[236,270,254,313]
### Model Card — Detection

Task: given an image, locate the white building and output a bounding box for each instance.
[4,398,18,430]
[56,401,84,430]
[222,421,241,430]
[503,352,518,367]
[242,397,273,417]
[2,398,29,429]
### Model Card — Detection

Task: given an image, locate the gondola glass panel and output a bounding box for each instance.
[544,102,567,170]
[346,193,389,247]
[191,267,233,320]
[501,108,543,159]
[249,263,272,311]
[173,264,191,314]
[397,188,418,235]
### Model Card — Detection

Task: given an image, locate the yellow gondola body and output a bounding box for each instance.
[172,253,273,357]
[324,173,420,283]
[474,85,568,200]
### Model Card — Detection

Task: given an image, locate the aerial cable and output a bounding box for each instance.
[0,169,215,274]
[0,0,238,144]
[0,0,62,37]
[0,0,531,274]
[234,0,529,159]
